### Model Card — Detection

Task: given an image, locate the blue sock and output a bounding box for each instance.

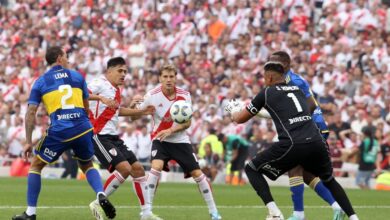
[27,172,42,207]
[289,177,304,211]
[311,178,336,205]
[85,168,103,194]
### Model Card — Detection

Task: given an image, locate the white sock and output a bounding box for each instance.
[133,176,151,216]
[147,169,161,206]
[331,202,342,211]
[266,201,281,215]
[194,174,217,214]
[26,206,36,216]
[293,211,305,219]
[104,171,126,197]
[349,214,359,220]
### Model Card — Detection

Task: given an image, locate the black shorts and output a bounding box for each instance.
[152,140,200,174]
[231,147,249,172]
[248,140,333,181]
[92,134,138,173]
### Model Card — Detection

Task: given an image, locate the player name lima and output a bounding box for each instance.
[289,115,311,124]
[54,72,69,79]
[57,113,81,120]
[275,85,299,91]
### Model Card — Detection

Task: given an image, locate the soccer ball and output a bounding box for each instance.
[170,100,193,124]
[198,158,208,169]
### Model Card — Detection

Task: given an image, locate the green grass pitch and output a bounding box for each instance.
[0,177,389,219]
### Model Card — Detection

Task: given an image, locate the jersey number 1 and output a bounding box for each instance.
[59,85,75,109]
[287,93,303,113]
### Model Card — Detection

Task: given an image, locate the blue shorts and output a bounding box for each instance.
[34,129,94,164]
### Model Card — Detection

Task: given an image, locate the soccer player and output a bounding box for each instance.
[269,51,343,220]
[138,64,222,220]
[87,57,161,220]
[225,61,359,220]
[12,46,116,220]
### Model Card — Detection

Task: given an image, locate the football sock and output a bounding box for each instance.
[194,174,217,214]
[26,172,41,215]
[331,202,342,210]
[26,206,36,216]
[266,201,281,215]
[85,167,104,194]
[133,176,151,215]
[349,214,359,220]
[289,176,304,213]
[322,178,355,217]
[147,169,161,204]
[104,171,126,197]
[245,165,275,205]
[309,177,338,208]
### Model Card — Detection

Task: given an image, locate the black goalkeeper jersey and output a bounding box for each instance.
[246,83,323,144]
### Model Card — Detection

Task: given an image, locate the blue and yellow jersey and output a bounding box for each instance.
[28,65,92,142]
[285,70,329,139]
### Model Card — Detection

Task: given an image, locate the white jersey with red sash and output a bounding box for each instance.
[88,76,121,135]
[140,86,191,144]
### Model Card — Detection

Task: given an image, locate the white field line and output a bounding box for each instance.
[0,205,389,209]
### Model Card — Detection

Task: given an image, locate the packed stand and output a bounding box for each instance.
[0,0,390,187]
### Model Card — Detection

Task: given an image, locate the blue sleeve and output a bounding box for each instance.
[288,71,312,98]
[27,79,42,106]
[82,79,89,99]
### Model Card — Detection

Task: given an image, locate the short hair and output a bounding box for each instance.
[45,46,64,65]
[264,61,285,75]
[270,51,291,67]
[159,64,177,75]
[107,57,126,69]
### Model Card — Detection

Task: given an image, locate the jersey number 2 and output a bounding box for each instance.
[287,93,303,113]
[59,85,75,109]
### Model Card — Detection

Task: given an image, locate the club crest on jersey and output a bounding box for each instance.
[109,148,117,156]
[151,150,157,157]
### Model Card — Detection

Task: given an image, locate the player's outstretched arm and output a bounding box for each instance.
[155,120,191,142]
[231,109,253,124]
[89,94,118,109]
[119,105,155,117]
[24,104,38,161]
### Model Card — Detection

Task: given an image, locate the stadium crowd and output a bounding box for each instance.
[1,0,390,187]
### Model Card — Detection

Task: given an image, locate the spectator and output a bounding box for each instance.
[200,142,224,182]
[354,126,381,189]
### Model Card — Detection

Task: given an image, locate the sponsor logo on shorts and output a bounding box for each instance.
[262,164,281,177]
[151,150,157,157]
[44,148,57,158]
[109,148,117,156]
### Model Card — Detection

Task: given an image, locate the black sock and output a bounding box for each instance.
[245,165,274,205]
[322,177,356,216]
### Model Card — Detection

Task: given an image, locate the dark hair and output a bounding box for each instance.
[264,61,285,75]
[45,46,64,65]
[159,64,177,76]
[269,51,291,70]
[217,133,225,142]
[362,126,375,151]
[107,57,126,69]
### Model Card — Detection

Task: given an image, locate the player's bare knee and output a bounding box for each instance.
[288,166,303,177]
[115,161,132,178]
[130,162,145,178]
[190,169,203,179]
[302,170,316,185]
